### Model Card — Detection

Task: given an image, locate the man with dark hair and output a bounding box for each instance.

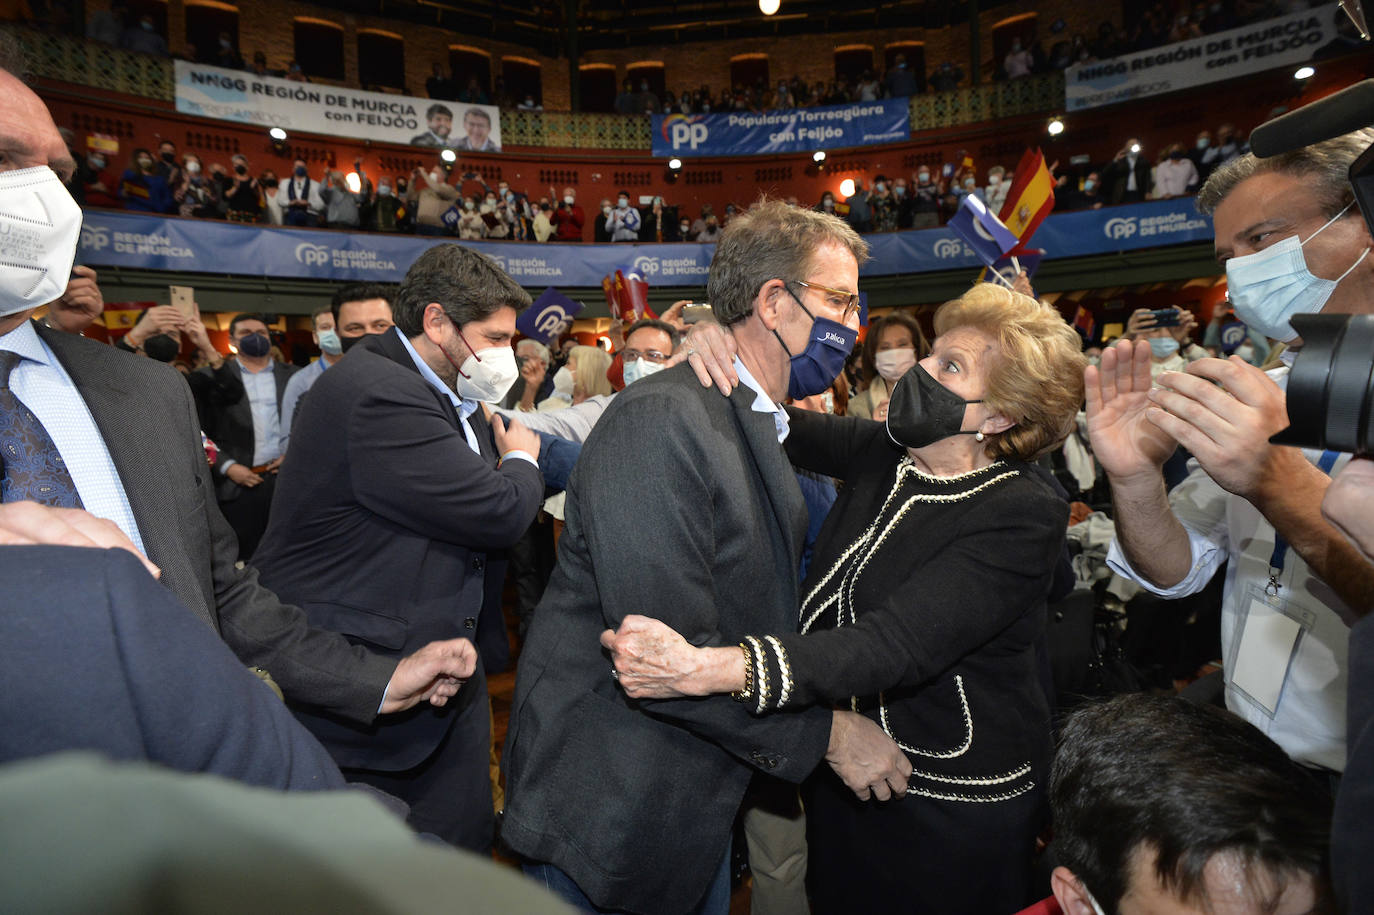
[453,107,498,152]
[251,244,543,850]
[502,201,911,913]
[330,282,396,352]
[411,103,454,147]
[192,312,296,560]
[0,57,480,781]
[1049,694,1332,915]
[279,156,323,227]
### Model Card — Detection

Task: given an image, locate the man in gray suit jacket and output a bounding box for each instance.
[502,201,912,914]
[0,57,476,735]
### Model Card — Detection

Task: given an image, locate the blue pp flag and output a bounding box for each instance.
[948,195,1018,269]
[517,287,584,344]
[979,248,1044,287]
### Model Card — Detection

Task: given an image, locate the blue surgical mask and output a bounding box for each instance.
[1224,202,1370,343]
[294,165,307,177]
[777,287,857,399]
[317,328,342,356]
[1083,179,1096,192]
[1148,337,1180,359]
[622,357,666,386]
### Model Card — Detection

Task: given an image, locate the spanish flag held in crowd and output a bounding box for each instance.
[997,148,1055,243]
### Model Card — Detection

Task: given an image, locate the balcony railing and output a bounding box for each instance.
[8,25,1063,150]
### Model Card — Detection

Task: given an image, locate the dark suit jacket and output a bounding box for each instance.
[0,545,345,791]
[36,323,395,721]
[501,364,833,914]
[1103,154,1153,204]
[192,358,296,502]
[251,329,543,771]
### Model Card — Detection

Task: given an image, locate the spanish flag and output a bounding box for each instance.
[997,148,1055,244]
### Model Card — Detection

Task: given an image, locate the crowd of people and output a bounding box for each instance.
[6,14,1374,915]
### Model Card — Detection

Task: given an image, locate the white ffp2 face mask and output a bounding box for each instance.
[0,166,84,317]
[874,347,917,383]
[1224,201,1371,343]
[622,357,666,386]
[455,344,519,403]
[552,365,575,397]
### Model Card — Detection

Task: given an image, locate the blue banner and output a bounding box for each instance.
[75,197,1212,288]
[652,100,910,158]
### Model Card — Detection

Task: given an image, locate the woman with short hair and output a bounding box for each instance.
[607,282,1087,914]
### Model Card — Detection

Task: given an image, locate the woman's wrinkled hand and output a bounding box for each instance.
[600,614,707,699]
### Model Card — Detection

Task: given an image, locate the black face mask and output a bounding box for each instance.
[234,164,247,175]
[161,151,176,163]
[885,363,983,449]
[143,333,181,363]
[339,332,376,354]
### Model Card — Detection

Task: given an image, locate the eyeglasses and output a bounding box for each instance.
[621,348,672,364]
[791,279,861,322]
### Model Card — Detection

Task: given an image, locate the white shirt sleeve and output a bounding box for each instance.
[493,394,611,444]
[1105,461,1232,597]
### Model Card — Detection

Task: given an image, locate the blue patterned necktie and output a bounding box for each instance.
[0,350,83,507]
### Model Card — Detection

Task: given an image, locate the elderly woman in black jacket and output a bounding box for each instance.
[605,282,1087,914]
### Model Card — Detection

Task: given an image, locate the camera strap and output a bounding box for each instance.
[1266,449,1341,596]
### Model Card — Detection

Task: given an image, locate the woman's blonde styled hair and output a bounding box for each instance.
[569,345,613,399]
[934,282,1086,461]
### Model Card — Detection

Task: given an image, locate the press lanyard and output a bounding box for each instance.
[1266,450,1341,596]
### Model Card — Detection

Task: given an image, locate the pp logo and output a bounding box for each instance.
[294,243,330,266]
[534,304,572,339]
[632,255,660,275]
[662,114,708,151]
[1220,323,1247,348]
[80,225,110,251]
[488,254,507,272]
[933,238,965,259]
[1104,217,1138,240]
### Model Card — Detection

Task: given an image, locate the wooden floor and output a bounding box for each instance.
[488,588,753,914]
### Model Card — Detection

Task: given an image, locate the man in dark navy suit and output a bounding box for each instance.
[252,244,544,850]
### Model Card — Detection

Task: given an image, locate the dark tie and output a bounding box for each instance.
[0,350,83,507]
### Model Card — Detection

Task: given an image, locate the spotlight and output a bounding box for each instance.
[268,127,287,141]
[345,172,362,193]
[668,157,682,171]
[439,148,457,163]
[759,0,780,14]
[1130,142,1141,154]
[1294,65,1315,80]
[839,178,855,197]
[1047,117,1064,136]
[666,156,683,183]
[813,150,826,163]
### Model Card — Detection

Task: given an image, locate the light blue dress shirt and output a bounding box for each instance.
[240,362,283,468]
[394,328,535,466]
[0,321,146,553]
[278,357,329,454]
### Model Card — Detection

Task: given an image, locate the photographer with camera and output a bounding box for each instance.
[1088,129,1374,780]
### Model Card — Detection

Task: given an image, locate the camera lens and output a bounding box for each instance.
[1271,313,1374,456]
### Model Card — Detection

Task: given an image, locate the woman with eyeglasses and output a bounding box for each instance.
[604,281,1087,914]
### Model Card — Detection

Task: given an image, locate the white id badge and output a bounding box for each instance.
[1228,584,1314,718]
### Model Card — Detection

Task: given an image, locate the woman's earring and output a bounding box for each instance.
[974,431,985,442]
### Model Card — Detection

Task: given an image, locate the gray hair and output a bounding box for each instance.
[706,198,869,326]
[1197,128,1374,219]
[393,244,531,337]
[0,30,27,80]
[515,338,550,362]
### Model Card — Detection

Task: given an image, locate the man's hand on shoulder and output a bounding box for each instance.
[380,638,477,713]
[0,502,160,579]
[493,413,541,461]
[825,709,912,802]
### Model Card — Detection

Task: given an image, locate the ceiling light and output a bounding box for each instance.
[839,178,855,197]
[1047,117,1064,136]
[759,0,780,14]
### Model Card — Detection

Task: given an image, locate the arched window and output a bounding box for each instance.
[292,18,344,81]
[184,0,238,66]
[578,63,616,113]
[729,53,768,93]
[884,41,926,92]
[833,45,874,85]
[358,30,405,91]
[449,46,492,100]
[501,56,542,108]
